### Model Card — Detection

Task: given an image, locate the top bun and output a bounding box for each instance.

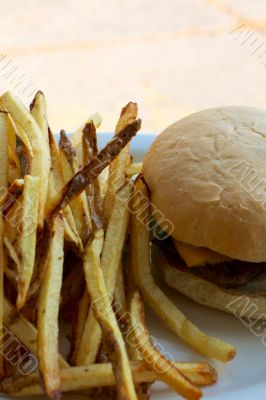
[142,106,266,262]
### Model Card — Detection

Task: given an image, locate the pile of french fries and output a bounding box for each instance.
[0,92,236,399]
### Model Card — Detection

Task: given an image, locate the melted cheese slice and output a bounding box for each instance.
[173,240,231,267]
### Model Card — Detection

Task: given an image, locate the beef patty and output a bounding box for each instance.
[155,238,266,289]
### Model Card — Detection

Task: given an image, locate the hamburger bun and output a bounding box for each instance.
[142,106,266,262]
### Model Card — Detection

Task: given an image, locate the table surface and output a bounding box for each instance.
[1,0,266,135]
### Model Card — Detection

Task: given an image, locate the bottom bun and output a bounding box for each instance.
[152,244,266,320]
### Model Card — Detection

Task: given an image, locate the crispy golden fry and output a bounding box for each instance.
[126,244,142,362]
[1,360,217,396]
[114,260,128,324]
[71,289,90,364]
[0,111,8,376]
[71,112,103,149]
[3,297,68,369]
[30,90,49,143]
[82,122,98,160]
[131,176,236,363]
[37,214,65,398]
[47,119,141,221]
[59,130,92,243]
[82,229,138,400]
[82,122,102,230]
[103,102,137,222]
[76,182,132,365]
[16,175,40,309]
[1,91,50,227]
[126,162,143,177]
[130,290,202,400]
[25,220,52,302]
[48,130,83,251]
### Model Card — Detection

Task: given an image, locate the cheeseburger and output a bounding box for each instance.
[142,106,266,320]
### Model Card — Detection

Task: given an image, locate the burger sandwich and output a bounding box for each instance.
[142,106,266,320]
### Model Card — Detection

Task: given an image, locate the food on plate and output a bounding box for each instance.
[130,290,202,400]
[0,92,230,400]
[131,176,235,362]
[142,106,266,320]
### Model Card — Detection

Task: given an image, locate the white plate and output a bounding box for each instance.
[4,133,266,399]
[122,133,266,400]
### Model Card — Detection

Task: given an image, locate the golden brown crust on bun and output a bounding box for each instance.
[143,106,266,262]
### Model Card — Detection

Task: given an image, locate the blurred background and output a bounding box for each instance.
[1,0,266,134]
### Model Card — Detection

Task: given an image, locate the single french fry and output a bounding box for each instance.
[30,90,49,144]
[82,122,103,230]
[2,360,217,396]
[16,175,40,309]
[37,214,64,398]
[1,92,50,227]
[130,290,202,400]
[71,112,103,149]
[103,102,137,222]
[71,289,90,364]
[114,260,128,324]
[82,229,138,400]
[131,176,236,363]
[76,182,132,365]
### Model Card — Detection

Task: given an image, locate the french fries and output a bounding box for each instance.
[1,360,217,396]
[82,122,103,230]
[70,289,90,364]
[37,214,64,398]
[47,118,141,220]
[130,290,202,400]
[130,176,236,363]
[76,182,132,365]
[30,90,49,143]
[0,92,223,400]
[16,175,40,309]
[3,297,68,369]
[103,102,137,222]
[59,130,92,243]
[71,112,103,149]
[82,229,138,400]
[48,129,83,252]
[1,91,50,227]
